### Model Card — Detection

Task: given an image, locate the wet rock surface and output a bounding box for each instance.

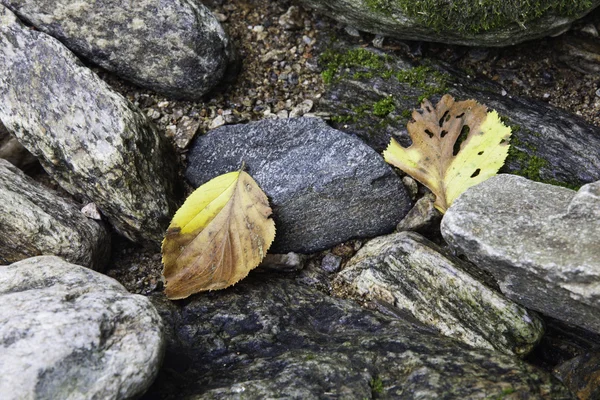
[0,256,165,400]
[336,231,544,356]
[0,159,110,270]
[1,0,235,100]
[555,351,600,400]
[0,5,178,243]
[297,0,600,47]
[441,175,600,334]
[186,117,412,253]
[146,274,571,399]
[317,40,600,189]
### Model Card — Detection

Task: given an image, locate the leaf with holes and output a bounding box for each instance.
[161,169,276,299]
[383,94,511,213]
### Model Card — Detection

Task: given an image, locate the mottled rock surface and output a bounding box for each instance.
[336,231,544,356]
[0,256,165,400]
[145,274,571,399]
[555,351,600,400]
[0,120,36,170]
[0,5,178,243]
[0,159,110,270]
[442,175,600,334]
[186,118,411,253]
[298,0,599,46]
[1,0,234,100]
[318,42,600,189]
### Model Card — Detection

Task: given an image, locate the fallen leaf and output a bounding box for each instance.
[383,94,511,213]
[162,169,276,299]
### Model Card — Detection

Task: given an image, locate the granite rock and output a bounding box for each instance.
[555,351,600,400]
[186,118,411,253]
[0,120,36,170]
[441,175,600,334]
[0,5,178,243]
[1,0,235,100]
[0,159,110,270]
[145,274,571,399]
[0,256,165,400]
[336,231,544,356]
[297,0,600,46]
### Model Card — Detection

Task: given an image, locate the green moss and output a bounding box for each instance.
[487,386,516,399]
[363,0,593,33]
[373,97,396,117]
[320,48,389,84]
[395,65,449,102]
[370,376,384,394]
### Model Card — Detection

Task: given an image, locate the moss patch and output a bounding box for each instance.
[364,0,593,33]
[370,376,384,394]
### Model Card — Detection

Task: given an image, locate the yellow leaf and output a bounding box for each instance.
[161,169,276,299]
[383,94,511,213]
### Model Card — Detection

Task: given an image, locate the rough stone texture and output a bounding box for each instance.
[144,274,572,399]
[1,0,234,100]
[0,256,165,400]
[0,6,178,243]
[336,231,544,356]
[297,0,600,47]
[186,118,411,253]
[318,42,600,189]
[0,159,110,270]
[396,193,442,235]
[0,119,36,170]
[441,175,600,334]
[555,351,600,400]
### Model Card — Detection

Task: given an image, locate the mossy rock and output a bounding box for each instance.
[298,0,600,46]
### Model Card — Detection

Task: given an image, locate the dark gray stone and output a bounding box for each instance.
[0,256,165,400]
[555,351,600,400]
[318,42,600,189]
[185,118,412,253]
[1,0,234,100]
[297,0,599,46]
[336,231,544,356]
[0,6,179,243]
[145,274,572,399]
[0,159,110,270]
[441,175,600,334]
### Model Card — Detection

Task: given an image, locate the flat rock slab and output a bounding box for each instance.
[186,118,411,253]
[1,0,234,100]
[336,231,544,356]
[298,0,599,46]
[0,256,165,400]
[0,159,110,270]
[0,6,178,243]
[442,175,600,334]
[317,42,600,189]
[146,274,571,399]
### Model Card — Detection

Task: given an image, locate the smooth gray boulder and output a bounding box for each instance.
[0,5,178,243]
[441,175,600,334]
[145,274,572,399]
[318,43,600,189]
[0,256,165,400]
[1,0,234,100]
[0,159,110,270]
[336,231,544,356]
[185,118,412,253]
[0,120,36,170]
[298,0,600,46]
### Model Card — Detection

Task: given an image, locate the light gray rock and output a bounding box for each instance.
[318,42,600,189]
[185,118,412,253]
[145,274,572,399]
[1,0,234,100]
[0,5,178,243]
[0,159,110,270]
[0,119,36,170]
[441,175,600,334]
[298,0,599,46]
[0,256,165,400]
[336,231,544,356]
